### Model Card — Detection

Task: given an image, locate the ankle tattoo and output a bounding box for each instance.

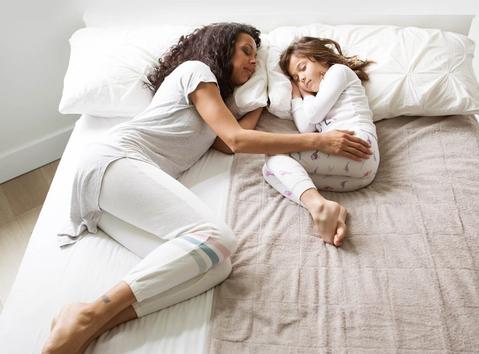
[102,295,111,304]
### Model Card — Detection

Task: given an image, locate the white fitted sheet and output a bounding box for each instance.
[0,114,234,354]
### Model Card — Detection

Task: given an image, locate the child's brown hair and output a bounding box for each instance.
[279,36,374,82]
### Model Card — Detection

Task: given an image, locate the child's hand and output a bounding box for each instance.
[290,80,302,99]
[299,85,313,98]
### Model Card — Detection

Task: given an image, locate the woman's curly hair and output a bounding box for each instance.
[280,36,374,82]
[145,22,261,100]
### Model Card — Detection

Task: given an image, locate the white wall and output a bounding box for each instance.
[0,0,478,183]
[0,0,88,183]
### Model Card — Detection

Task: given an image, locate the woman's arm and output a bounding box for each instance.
[190,82,371,160]
[211,107,264,154]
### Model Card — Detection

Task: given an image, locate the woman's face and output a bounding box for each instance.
[288,54,329,93]
[231,33,257,86]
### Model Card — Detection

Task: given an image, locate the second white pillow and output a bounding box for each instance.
[266,23,479,121]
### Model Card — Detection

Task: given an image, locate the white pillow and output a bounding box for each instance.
[59,26,268,118]
[266,23,479,121]
[469,15,479,83]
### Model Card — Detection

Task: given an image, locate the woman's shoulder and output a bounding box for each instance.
[174,60,215,77]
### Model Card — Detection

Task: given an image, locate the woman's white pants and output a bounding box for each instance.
[97,157,236,317]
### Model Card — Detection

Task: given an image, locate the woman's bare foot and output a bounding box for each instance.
[76,335,95,354]
[300,188,347,246]
[44,282,137,354]
[42,303,100,354]
[75,305,138,354]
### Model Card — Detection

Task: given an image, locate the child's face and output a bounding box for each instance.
[288,54,329,93]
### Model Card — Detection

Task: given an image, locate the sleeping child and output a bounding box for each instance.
[263,36,380,246]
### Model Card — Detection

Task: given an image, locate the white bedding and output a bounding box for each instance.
[0,114,234,353]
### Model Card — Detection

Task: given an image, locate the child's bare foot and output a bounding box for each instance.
[309,199,342,245]
[42,303,100,354]
[300,188,348,247]
[333,206,348,246]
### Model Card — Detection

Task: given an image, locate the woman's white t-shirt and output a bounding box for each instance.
[58,61,220,246]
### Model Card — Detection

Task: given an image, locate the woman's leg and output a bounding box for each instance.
[77,260,232,353]
[97,210,234,315]
[99,158,236,303]
[78,304,138,354]
[42,282,137,354]
[43,158,237,353]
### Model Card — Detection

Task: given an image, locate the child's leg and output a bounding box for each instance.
[299,129,380,192]
[310,173,375,192]
[262,156,315,205]
[261,129,379,247]
[263,130,379,199]
[262,155,346,247]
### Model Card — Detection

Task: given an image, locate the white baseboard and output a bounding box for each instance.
[0,126,74,183]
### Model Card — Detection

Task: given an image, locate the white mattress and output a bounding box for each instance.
[0,114,234,353]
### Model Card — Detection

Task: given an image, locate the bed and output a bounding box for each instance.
[0,7,478,354]
[209,111,479,353]
[0,113,234,353]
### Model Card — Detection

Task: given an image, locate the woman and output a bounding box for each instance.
[263,36,379,247]
[43,23,372,353]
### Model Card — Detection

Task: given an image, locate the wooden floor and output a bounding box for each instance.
[0,159,60,313]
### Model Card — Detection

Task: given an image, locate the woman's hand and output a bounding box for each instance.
[315,130,372,161]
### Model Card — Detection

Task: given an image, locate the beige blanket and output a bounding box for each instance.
[208,113,479,353]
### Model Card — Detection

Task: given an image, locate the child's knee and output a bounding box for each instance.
[363,151,380,178]
[262,163,275,179]
[264,154,291,170]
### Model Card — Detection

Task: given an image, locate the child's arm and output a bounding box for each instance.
[292,97,317,133]
[293,64,352,126]
[290,81,317,133]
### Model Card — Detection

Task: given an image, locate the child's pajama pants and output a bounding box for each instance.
[263,128,380,205]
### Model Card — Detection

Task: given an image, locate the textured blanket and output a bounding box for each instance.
[208,113,479,353]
